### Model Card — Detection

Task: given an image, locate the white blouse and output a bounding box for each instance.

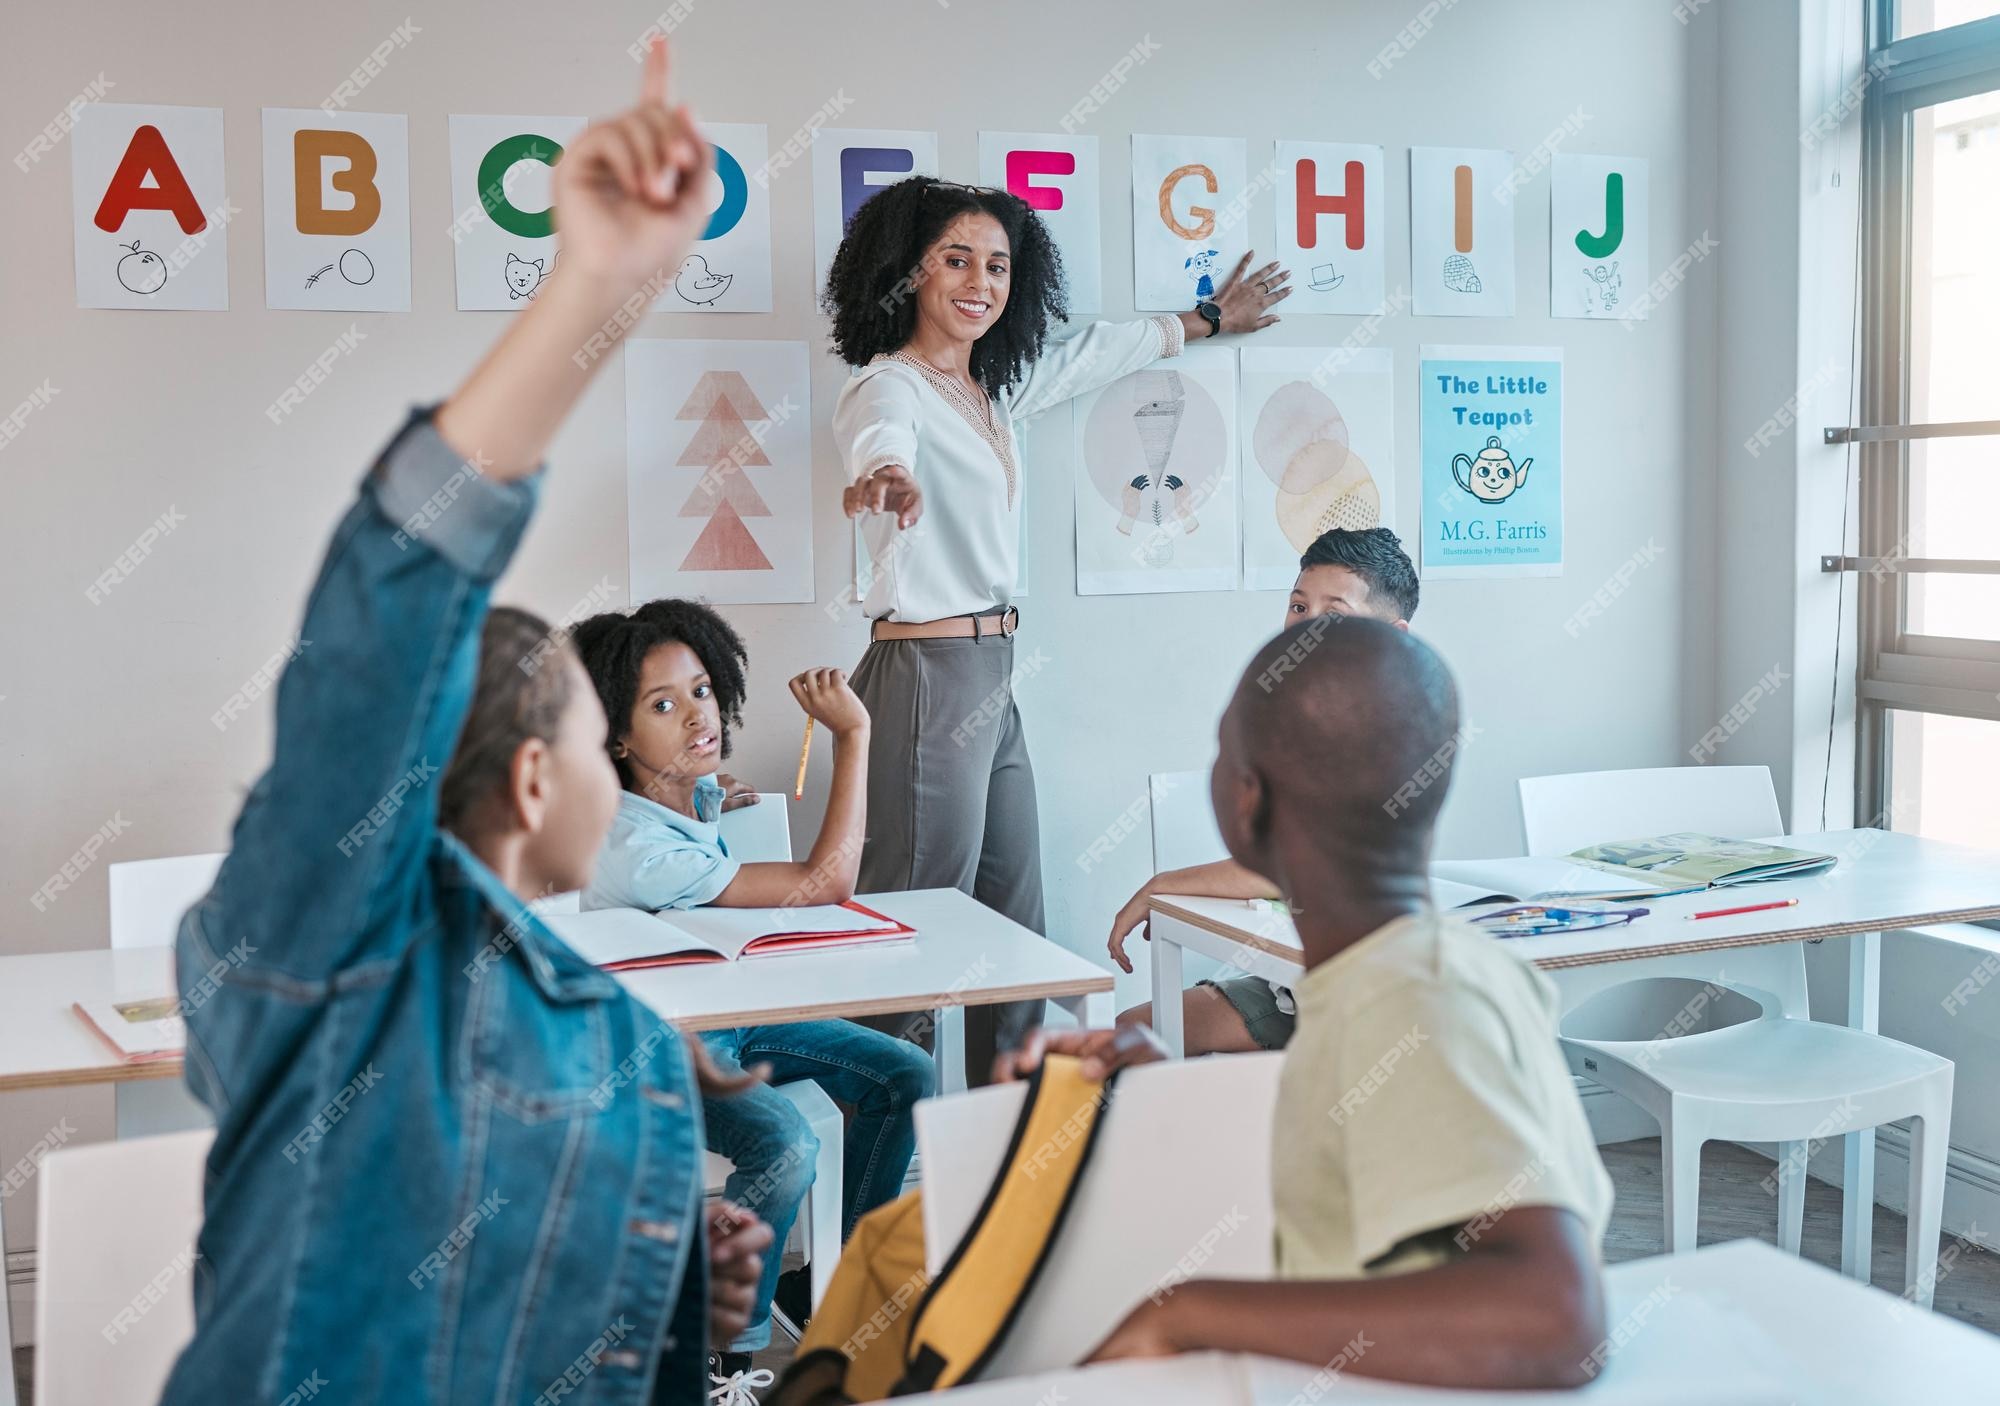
[832,314,1186,622]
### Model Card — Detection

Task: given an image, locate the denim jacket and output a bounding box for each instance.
[163,411,711,1406]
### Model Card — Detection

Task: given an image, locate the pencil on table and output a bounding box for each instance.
[794,718,813,800]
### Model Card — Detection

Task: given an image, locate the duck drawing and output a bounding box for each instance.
[674,254,733,306]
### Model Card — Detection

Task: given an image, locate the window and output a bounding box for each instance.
[1853,8,2000,827]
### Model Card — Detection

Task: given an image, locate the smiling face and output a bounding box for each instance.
[617,641,724,786]
[914,211,1011,348]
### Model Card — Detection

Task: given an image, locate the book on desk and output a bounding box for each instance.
[1434,833,1836,907]
[544,900,916,971]
[73,995,185,1063]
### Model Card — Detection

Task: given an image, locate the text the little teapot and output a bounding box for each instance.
[1452,435,1533,505]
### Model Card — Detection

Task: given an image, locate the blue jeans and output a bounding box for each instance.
[700,1019,933,1350]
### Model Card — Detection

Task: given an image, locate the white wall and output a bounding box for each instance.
[1,0,1708,1268]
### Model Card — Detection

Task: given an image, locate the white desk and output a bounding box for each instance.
[1146,830,2000,1288]
[0,887,1111,1403]
[901,1238,2000,1404]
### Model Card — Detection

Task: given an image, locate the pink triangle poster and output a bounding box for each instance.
[625,339,812,604]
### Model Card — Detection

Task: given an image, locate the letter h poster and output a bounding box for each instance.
[1419,346,1562,579]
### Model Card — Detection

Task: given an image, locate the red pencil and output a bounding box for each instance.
[1685,897,1801,921]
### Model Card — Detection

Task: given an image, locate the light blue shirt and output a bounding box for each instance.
[585,777,742,911]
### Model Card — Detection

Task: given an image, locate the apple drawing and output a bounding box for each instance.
[117,241,168,295]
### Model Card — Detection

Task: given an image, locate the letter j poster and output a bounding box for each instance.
[1419,345,1562,579]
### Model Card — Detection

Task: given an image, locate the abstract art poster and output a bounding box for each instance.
[980,131,1101,315]
[448,114,586,311]
[72,103,230,310]
[811,128,939,298]
[261,108,411,312]
[1419,345,1562,579]
[1550,153,1648,320]
[1239,347,1395,591]
[1130,134,1249,313]
[627,339,813,605]
[655,122,772,314]
[1073,343,1238,596]
[1409,146,1516,318]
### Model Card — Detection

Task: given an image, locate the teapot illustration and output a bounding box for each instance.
[1452,435,1533,505]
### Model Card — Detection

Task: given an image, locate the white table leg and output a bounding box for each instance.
[1049,991,1111,1031]
[1152,929,1186,1058]
[1842,930,1882,1283]
[934,1003,967,1096]
[0,1184,17,1406]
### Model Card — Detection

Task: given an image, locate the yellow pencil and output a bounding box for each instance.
[794,718,813,799]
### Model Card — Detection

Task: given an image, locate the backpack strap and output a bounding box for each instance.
[893,1054,1113,1394]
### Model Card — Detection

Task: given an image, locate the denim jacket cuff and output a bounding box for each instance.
[368,407,542,582]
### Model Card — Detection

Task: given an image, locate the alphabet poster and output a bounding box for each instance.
[1551,154,1648,320]
[1130,134,1249,313]
[72,103,230,310]
[626,339,814,605]
[1273,141,1386,316]
[980,131,1101,315]
[1419,345,1562,579]
[1073,343,1238,596]
[811,128,939,299]
[1409,146,1516,318]
[261,109,411,312]
[1239,347,1396,591]
[448,114,586,311]
[657,122,772,314]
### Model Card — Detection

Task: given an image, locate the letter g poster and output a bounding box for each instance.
[1420,345,1563,579]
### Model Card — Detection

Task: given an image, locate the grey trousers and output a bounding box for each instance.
[849,628,1046,1085]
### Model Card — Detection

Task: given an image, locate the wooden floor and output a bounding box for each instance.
[13,1135,1999,1397]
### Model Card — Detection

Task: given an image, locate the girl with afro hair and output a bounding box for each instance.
[823,175,1290,1078]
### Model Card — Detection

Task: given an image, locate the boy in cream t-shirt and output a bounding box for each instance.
[998,617,1614,1390]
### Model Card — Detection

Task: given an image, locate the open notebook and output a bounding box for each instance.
[543,901,914,970]
[1435,833,1835,907]
[73,996,185,1063]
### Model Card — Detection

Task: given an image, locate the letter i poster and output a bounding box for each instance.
[1419,346,1562,579]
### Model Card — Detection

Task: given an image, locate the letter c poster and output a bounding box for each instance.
[1420,345,1563,579]
[448,113,587,311]
[71,102,230,310]
[262,109,411,311]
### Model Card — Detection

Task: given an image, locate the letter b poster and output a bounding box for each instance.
[1420,345,1562,579]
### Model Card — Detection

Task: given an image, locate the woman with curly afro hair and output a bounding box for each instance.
[823,175,1290,1081]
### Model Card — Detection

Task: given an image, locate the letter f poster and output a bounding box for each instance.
[1420,346,1562,579]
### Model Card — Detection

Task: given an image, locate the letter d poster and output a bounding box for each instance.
[1420,345,1562,579]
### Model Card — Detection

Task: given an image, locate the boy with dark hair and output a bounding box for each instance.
[1108,526,1417,1054]
[1003,619,1613,1391]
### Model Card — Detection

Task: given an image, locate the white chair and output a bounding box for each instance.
[33,1128,212,1406]
[1148,769,1225,874]
[1520,767,1955,1304]
[106,856,226,1138]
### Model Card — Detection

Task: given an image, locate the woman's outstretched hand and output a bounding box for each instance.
[842,463,925,530]
[550,37,715,300]
[1211,252,1291,333]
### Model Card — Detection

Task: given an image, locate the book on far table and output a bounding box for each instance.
[545,900,916,971]
[1433,834,1835,907]
[73,996,186,1063]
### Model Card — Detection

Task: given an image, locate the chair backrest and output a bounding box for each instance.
[107,854,227,950]
[1517,766,1783,858]
[1149,770,1224,874]
[34,1128,213,1406]
[719,793,792,863]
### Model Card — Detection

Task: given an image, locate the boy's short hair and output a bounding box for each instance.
[1299,528,1419,622]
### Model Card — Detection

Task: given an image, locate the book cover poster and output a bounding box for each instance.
[1419,345,1562,579]
[627,339,813,604]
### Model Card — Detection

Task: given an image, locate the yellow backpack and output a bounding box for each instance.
[768,1054,1112,1403]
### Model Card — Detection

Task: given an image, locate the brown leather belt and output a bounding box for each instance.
[871,606,1019,642]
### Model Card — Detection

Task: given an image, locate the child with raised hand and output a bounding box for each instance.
[1000,619,1613,1392]
[162,42,768,1406]
[570,598,934,1389]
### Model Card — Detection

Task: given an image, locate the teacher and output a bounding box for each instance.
[823,176,1289,1081]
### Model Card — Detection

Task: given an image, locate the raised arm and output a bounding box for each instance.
[207,41,713,977]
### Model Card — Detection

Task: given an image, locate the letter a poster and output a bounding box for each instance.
[72,103,230,310]
[626,339,814,605]
[1419,346,1562,579]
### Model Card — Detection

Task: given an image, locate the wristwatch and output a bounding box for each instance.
[1195,300,1222,338]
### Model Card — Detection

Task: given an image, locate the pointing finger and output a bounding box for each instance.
[641,36,670,109]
